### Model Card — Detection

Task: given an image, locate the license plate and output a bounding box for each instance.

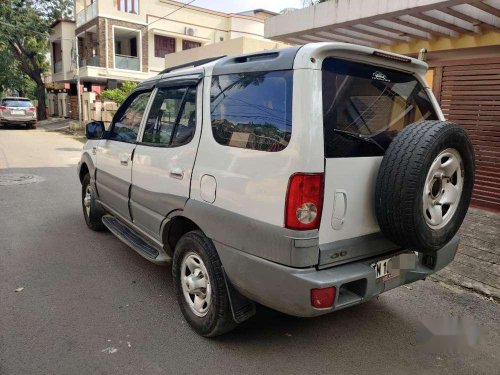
[372,257,393,279]
[11,110,24,115]
[371,253,417,281]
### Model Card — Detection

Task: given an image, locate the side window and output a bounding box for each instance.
[110,91,151,142]
[142,86,197,146]
[210,71,293,152]
[172,88,196,146]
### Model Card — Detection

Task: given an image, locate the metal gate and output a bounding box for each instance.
[435,58,500,211]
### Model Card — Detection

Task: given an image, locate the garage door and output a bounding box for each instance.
[437,59,500,211]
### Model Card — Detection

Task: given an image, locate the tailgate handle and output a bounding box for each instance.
[332,189,347,230]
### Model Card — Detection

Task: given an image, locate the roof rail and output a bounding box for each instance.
[159,55,227,75]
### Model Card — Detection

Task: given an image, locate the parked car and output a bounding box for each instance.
[0,97,37,129]
[78,43,475,337]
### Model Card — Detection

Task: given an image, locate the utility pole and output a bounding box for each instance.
[74,36,82,123]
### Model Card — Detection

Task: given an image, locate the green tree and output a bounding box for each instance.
[0,0,73,120]
[101,81,138,105]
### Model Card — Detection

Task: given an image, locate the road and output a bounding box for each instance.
[1,124,499,375]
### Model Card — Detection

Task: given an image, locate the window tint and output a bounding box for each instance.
[142,86,196,146]
[210,71,293,152]
[322,58,438,158]
[2,99,33,107]
[110,91,151,142]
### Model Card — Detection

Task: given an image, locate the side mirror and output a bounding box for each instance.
[85,121,105,139]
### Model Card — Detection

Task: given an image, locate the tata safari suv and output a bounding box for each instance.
[78,43,474,337]
[0,97,37,129]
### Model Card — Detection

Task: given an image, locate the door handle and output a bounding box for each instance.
[169,168,184,180]
[120,154,129,166]
[332,189,347,230]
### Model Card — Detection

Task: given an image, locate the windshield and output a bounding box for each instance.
[322,58,438,158]
[2,99,33,108]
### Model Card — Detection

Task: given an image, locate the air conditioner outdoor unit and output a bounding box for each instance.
[185,27,196,36]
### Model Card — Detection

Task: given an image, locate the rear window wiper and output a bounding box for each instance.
[332,129,386,152]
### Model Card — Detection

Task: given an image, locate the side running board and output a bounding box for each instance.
[102,215,169,264]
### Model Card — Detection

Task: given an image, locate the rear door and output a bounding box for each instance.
[130,78,201,239]
[95,90,152,220]
[319,58,438,267]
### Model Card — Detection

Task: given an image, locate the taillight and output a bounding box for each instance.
[311,287,336,309]
[0,106,6,110]
[285,173,324,230]
[28,107,36,112]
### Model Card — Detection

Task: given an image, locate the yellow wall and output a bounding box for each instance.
[164,37,288,69]
[380,31,500,56]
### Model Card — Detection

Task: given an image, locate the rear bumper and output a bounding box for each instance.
[216,236,459,317]
[0,116,36,124]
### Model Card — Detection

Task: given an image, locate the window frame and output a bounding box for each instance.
[107,89,154,144]
[138,84,198,148]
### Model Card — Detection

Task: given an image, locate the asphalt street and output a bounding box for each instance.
[1,124,499,375]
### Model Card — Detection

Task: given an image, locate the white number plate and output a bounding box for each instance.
[372,257,392,279]
[11,110,24,115]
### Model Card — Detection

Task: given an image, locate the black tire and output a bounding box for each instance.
[81,173,106,231]
[26,123,33,129]
[172,230,237,337]
[375,120,474,253]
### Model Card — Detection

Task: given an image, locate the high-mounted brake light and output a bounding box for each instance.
[285,173,324,230]
[373,51,411,63]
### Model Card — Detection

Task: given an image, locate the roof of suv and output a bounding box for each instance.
[138,42,428,90]
[2,97,32,101]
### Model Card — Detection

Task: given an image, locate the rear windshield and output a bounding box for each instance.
[2,99,33,108]
[322,58,437,158]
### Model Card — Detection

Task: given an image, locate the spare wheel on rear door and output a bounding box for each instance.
[375,120,475,254]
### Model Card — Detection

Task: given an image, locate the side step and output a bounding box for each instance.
[102,215,160,260]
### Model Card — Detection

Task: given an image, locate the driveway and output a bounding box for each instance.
[1,125,499,375]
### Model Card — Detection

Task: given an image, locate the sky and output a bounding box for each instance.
[178,0,304,14]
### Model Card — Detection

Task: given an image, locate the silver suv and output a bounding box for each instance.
[78,43,475,336]
[0,97,37,129]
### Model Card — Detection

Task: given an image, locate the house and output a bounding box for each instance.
[264,0,500,211]
[46,0,276,120]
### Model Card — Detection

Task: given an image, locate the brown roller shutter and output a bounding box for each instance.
[438,59,500,211]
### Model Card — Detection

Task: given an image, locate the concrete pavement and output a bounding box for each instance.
[1,125,499,375]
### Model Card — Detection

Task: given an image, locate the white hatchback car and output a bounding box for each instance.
[78,43,474,336]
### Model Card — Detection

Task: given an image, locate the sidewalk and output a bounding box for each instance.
[432,207,500,300]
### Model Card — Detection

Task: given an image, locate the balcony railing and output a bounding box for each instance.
[76,1,98,27]
[53,60,63,73]
[80,56,100,68]
[115,54,140,71]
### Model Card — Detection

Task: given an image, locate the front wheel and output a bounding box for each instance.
[172,230,237,337]
[81,173,106,231]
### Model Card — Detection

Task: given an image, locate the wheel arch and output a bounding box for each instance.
[161,212,203,257]
[78,152,96,183]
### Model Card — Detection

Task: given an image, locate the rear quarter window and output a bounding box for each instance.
[210,70,293,152]
[322,58,437,158]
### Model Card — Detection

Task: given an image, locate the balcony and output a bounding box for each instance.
[53,60,63,73]
[76,1,98,27]
[80,56,100,68]
[115,54,140,71]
